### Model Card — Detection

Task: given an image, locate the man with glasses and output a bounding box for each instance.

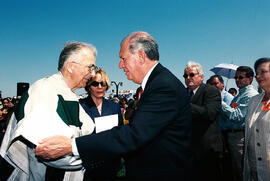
[184,61,223,181]
[220,66,258,181]
[0,42,99,180]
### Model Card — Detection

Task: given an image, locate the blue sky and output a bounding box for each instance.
[1,0,270,98]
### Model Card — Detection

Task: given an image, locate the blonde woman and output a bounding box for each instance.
[79,68,123,180]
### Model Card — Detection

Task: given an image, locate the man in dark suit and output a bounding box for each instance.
[184,61,223,181]
[35,31,193,181]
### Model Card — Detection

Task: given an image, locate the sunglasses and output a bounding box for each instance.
[210,82,219,86]
[183,73,198,79]
[234,76,246,80]
[91,81,107,87]
[255,70,269,78]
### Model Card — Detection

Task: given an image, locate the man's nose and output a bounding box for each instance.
[119,60,124,69]
[87,70,95,78]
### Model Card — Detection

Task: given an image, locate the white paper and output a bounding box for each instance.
[16,108,74,145]
[95,114,118,133]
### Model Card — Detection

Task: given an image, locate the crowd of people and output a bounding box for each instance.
[0,31,269,181]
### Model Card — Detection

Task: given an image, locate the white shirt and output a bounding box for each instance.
[141,62,158,90]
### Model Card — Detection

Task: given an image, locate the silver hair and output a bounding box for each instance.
[58,41,97,71]
[121,31,159,61]
[185,61,204,75]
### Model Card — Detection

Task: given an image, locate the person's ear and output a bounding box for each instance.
[138,50,146,63]
[66,62,74,73]
[200,74,204,80]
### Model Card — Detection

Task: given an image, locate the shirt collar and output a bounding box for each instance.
[193,86,200,95]
[141,63,159,90]
[239,84,252,94]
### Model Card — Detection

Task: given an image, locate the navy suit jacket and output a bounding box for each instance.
[76,63,193,180]
[79,96,123,179]
[79,96,123,129]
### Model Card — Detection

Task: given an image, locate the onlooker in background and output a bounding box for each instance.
[112,97,120,104]
[0,41,98,180]
[119,97,128,114]
[243,58,270,181]
[0,109,4,144]
[207,74,234,180]
[184,61,223,181]
[124,86,142,122]
[0,97,3,109]
[0,97,15,137]
[208,75,234,131]
[220,66,258,181]
[228,87,237,97]
[208,75,234,106]
[79,68,123,180]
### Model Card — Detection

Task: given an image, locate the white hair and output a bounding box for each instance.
[185,61,204,75]
[58,41,97,71]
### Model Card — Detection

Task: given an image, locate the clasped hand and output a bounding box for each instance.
[35,135,73,160]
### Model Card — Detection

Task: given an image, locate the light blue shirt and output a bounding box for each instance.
[218,90,234,130]
[222,90,234,106]
[220,85,258,130]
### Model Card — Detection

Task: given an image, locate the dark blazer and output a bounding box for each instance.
[79,96,123,180]
[79,96,123,128]
[190,83,223,156]
[76,63,193,180]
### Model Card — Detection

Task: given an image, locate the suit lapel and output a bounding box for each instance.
[248,94,264,126]
[191,84,205,103]
[145,63,163,88]
[245,94,263,141]
[141,63,163,101]
[87,96,100,118]
[101,98,110,115]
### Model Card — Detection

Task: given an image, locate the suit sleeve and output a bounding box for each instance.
[75,77,190,170]
[116,103,124,126]
[191,86,221,123]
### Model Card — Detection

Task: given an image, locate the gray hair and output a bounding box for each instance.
[58,41,97,71]
[121,31,159,61]
[185,61,204,75]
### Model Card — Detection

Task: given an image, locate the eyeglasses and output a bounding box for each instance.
[210,82,219,86]
[91,81,107,87]
[183,73,198,79]
[72,62,99,73]
[255,70,269,78]
[234,76,246,80]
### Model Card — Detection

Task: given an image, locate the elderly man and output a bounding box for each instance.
[184,61,223,181]
[35,31,193,181]
[221,66,258,181]
[0,42,98,180]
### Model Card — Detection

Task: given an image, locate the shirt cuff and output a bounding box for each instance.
[72,138,80,156]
